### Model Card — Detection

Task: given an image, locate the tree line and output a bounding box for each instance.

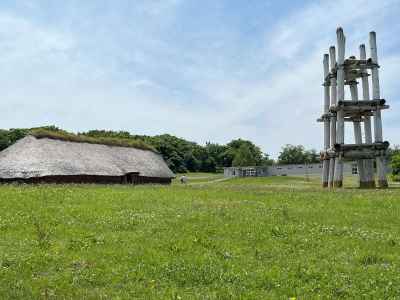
[2,126,399,177]
[0,126,272,172]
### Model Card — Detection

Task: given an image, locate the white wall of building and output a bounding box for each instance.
[224,162,361,178]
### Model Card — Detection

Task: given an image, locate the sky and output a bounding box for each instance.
[0,0,399,158]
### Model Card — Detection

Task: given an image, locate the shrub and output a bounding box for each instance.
[391,153,400,182]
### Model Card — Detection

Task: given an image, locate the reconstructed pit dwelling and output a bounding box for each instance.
[319,28,389,188]
[0,135,175,185]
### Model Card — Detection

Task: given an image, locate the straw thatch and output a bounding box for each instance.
[0,136,175,183]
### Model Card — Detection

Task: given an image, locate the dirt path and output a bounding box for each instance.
[187,177,230,185]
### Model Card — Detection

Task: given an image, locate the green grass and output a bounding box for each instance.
[29,128,156,152]
[1,176,400,299]
[174,172,225,185]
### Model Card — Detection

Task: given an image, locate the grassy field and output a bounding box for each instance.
[0,176,400,299]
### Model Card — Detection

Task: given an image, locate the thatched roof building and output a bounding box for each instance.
[0,135,175,184]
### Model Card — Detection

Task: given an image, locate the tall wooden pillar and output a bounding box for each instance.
[334,28,345,188]
[322,54,330,187]
[359,44,376,188]
[369,32,388,188]
[328,46,337,188]
[349,81,367,187]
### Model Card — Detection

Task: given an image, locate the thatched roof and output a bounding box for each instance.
[0,136,175,179]
[29,128,156,151]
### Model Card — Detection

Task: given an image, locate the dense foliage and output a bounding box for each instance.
[278,144,320,165]
[0,127,271,173]
[83,133,273,173]
[0,128,31,151]
[391,151,400,182]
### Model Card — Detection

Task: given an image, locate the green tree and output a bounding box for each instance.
[391,152,400,182]
[192,146,216,172]
[0,128,32,151]
[205,142,227,167]
[278,144,308,165]
[201,157,217,172]
[232,144,256,167]
[226,139,263,167]
[183,151,199,172]
[305,149,320,164]
[166,151,187,173]
[388,146,400,161]
[261,153,275,166]
[0,130,10,151]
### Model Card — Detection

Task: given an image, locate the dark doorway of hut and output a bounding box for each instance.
[123,172,140,184]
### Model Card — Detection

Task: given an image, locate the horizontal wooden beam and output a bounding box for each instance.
[343,111,374,118]
[330,100,389,113]
[321,142,390,161]
[332,105,389,113]
[344,117,363,122]
[338,99,386,106]
[334,141,389,152]
[318,113,375,122]
[323,59,379,86]
[322,149,388,161]
[317,113,333,122]
[342,58,379,70]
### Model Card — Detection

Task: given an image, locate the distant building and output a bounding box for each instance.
[0,135,175,184]
[224,162,390,178]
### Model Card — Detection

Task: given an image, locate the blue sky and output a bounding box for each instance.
[0,0,399,157]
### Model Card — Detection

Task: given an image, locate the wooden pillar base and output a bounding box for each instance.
[334,180,343,188]
[359,181,377,189]
[378,180,389,188]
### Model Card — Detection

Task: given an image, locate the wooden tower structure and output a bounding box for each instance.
[319,28,389,188]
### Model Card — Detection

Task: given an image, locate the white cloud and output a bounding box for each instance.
[200,0,400,157]
[0,1,398,158]
[0,13,74,57]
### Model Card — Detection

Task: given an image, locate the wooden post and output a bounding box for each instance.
[369,31,388,188]
[328,46,337,188]
[359,44,376,188]
[349,81,367,187]
[334,28,345,188]
[322,54,330,187]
